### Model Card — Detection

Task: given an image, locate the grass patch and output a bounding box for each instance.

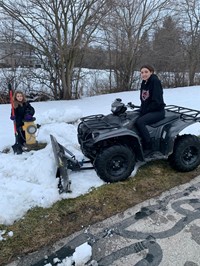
[1,160,200,265]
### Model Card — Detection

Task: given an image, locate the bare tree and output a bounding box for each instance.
[0,17,35,94]
[102,0,171,91]
[0,0,111,99]
[175,0,200,85]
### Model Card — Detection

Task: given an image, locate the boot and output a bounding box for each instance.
[143,141,152,151]
[143,141,153,156]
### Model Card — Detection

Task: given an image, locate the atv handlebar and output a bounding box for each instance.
[112,98,140,111]
[126,102,140,109]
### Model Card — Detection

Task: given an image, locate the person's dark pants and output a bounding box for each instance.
[17,127,26,146]
[135,110,165,148]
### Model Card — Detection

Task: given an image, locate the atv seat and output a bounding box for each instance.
[149,112,180,128]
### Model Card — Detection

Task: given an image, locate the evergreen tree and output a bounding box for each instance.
[152,16,184,73]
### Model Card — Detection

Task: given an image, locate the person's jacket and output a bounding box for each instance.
[140,74,165,115]
[12,102,35,128]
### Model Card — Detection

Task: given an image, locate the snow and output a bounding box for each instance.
[73,242,92,265]
[42,242,92,266]
[1,85,200,264]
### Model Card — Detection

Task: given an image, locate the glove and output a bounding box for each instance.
[10,115,16,120]
[24,114,34,121]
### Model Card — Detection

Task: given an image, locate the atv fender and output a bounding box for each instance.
[162,120,200,155]
[93,128,141,143]
[93,129,144,161]
[163,105,200,155]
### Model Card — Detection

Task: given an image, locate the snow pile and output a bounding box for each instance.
[0,230,13,241]
[0,86,200,226]
[44,242,92,266]
[37,106,82,125]
[73,242,92,265]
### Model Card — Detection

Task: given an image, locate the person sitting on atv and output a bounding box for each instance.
[135,64,165,151]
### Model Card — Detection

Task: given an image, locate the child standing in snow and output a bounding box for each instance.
[10,90,35,147]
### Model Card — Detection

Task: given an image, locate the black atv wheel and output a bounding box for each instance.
[169,134,200,172]
[94,145,135,183]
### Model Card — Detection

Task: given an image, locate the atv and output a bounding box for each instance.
[51,99,200,193]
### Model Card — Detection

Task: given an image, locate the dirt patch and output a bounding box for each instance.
[1,142,47,154]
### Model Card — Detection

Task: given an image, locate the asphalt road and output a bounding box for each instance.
[8,175,200,266]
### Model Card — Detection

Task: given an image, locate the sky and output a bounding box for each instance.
[1,85,200,265]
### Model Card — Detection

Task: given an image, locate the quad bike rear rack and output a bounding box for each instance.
[50,134,94,193]
[165,105,200,121]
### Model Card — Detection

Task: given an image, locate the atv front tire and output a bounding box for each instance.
[169,134,200,172]
[94,145,135,183]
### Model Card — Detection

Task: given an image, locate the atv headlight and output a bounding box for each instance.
[111,106,117,112]
[111,101,127,115]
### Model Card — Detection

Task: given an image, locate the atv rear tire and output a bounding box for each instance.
[169,134,200,172]
[94,145,135,183]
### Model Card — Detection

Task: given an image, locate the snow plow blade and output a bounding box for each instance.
[50,134,93,193]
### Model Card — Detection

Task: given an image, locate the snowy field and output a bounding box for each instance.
[1,86,200,227]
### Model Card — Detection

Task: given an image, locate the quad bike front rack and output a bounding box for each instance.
[50,134,94,193]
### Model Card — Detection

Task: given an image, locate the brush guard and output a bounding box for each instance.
[50,135,94,194]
